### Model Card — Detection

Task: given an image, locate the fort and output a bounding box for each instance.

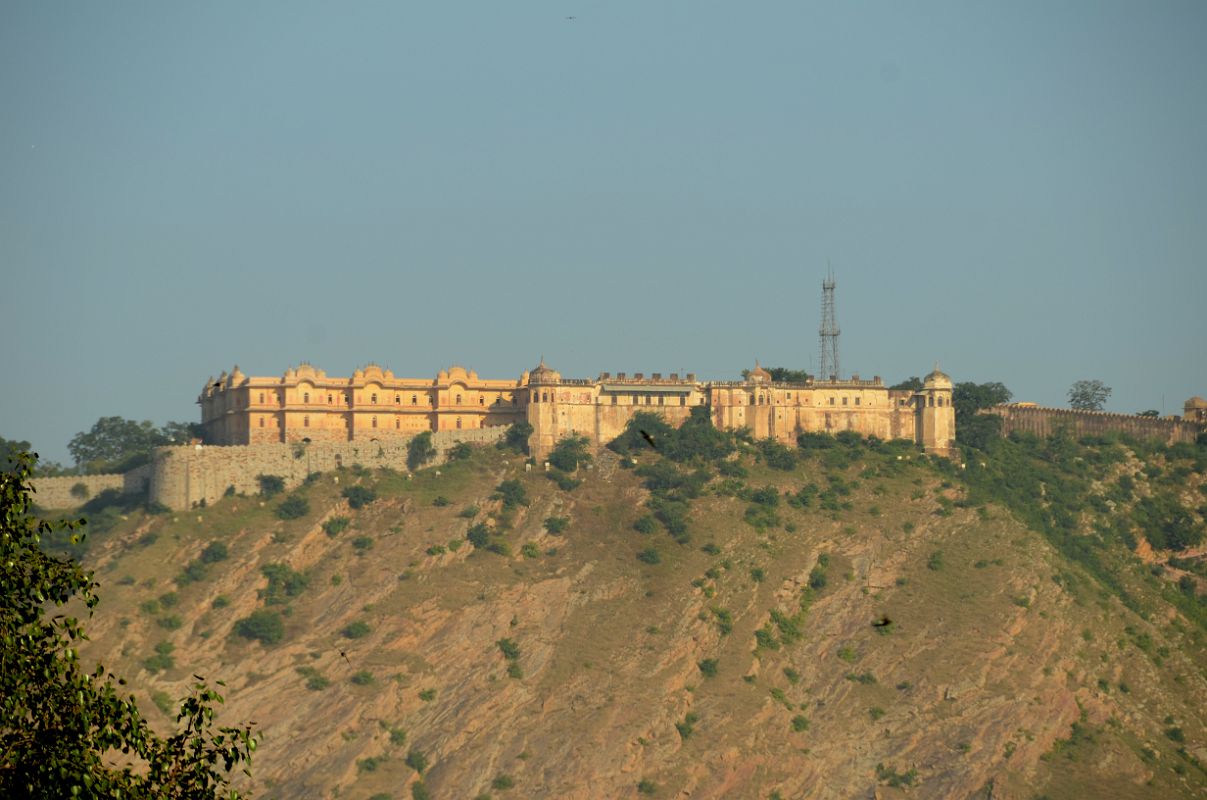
[197,359,956,458]
[982,397,1206,446]
[33,359,956,510]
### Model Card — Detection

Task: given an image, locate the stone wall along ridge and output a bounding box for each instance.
[981,404,1202,445]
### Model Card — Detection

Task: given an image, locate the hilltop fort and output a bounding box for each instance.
[197,359,957,458]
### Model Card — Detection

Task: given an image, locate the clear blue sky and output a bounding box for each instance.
[2,1,1204,465]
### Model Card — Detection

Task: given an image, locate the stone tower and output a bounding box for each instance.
[917,368,956,456]
[525,358,563,458]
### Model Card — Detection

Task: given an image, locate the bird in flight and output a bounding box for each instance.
[640,430,657,449]
[339,650,351,665]
[565,16,576,20]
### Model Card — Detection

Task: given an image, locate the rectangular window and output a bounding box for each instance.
[855,397,861,406]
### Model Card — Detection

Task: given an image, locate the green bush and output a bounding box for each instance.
[675,712,699,740]
[467,523,490,549]
[261,563,308,605]
[544,516,569,534]
[494,479,528,509]
[432,495,451,507]
[200,541,228,563]
[407,431,436,471]
[633,515,657,534]
[750,567,765,583]
[497,638,521,660]
[426,544,447,556]
[637,779,658,795]
[459,505,479,518]
[520,542,540,559]
[791,715,809,732]
[927,551,944,571]
[234,610,285,644]
[637,547,661,565]
[156,615,182,630]
[211,595,230,609]
[448,442,473,461]
[323,516,350,537]
[697,658,718,677]
[405,748,428,774]
[351,536,374,553]
[276,494,310,520]
[342,485,377,509]
[411,782,431,800]
[342,621,371,639]
[548,436,593,472]
[257,474,285,497]
[502,422,533,454]
[350,670,374,686]
[491,774,515,791]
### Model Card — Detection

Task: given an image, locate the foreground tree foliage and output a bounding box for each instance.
[0,452,256,798]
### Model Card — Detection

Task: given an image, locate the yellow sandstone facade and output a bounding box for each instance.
[199,360,956,457]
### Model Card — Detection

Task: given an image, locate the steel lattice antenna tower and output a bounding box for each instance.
[818,264,840,381]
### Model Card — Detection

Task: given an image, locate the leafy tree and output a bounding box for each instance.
[953,381,1012,450]
[256,475,285,498]
[68,418,197,474]
[0,436,33,473]
[890,377,924,392]
[0,451,257,796]
[448,442,473,461]
[275,494,309,520]
[494,479,529,509]
[767,367,810,383]
[1137,410,1160,417]
[406,431,436,471]
[160,421,205,445]
[341,485,377,509]
[548,436,593,472]
[200,541,229,564]
[502,422,534,455]
[1068,380,1111,412]
[234,610,285,645]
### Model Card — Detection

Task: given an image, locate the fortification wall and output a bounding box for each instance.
[981,405,1202,445]
[31,464,154,510]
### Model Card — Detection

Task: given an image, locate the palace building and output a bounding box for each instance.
[199,360,957,457]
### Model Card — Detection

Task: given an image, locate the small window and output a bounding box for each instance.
[787,392,792,400]
[395,394,400,404]
[328,394,333,404]
[304,392,310,404]
[395,418,400,429]
[456,394,462,405]
[372,416,377,428]
[411,395,417,405]
[512,397,517,406]
[842,397,848,406]
[611,395,617,405]
[259,417,265,427]
[679,396,685,406]
[371,393,377,404]
[829,397,835,406]
[479,396,484,405]
[855,397,861,406]
[542,392,548,403]
[259,392,265,404]
[303,415,310,427]
[456,417,462,429]
[658,396,664,406]
[929,396,935,407]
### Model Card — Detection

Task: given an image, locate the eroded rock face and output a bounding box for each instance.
[77,451,1207,799]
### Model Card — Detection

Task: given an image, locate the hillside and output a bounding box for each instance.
[56,430,1207,799]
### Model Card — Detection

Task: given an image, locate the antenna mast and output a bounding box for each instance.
[819,264,840,381]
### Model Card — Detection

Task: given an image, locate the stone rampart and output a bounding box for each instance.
[30,464,154,510]
[148,427,506,510]
[981,405,1202,445]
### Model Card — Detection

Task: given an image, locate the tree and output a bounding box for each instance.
[1,436,33,474]
[953,382,1013,450]
[406,432,436,471]
[890,377,923,392]
[1068,380,1111,412]
[68,417,167,473]
[1137,410,1160,417]
[502,422,533,455]
[548,436,592,472]
[161,421,205,445]
[0,451,257,797]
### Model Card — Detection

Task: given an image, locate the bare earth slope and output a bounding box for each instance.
[70,443,1207,799]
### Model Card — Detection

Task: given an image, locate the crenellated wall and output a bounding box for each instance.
[981,405,1203,445]
[30,464,154,510]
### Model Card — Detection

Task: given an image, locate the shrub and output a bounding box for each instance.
[234,610,285,644]
[158,591,179,608]
[459,505,479,518]
[791,715,809,732]
[633,515,657,534]
[70,482,90,499]
[342,621,371,639]
[426,544,447,556]
[927,551,944,571]
[276,494,309,520]
[407,431,437,471]
[405,748,428,773]
[701,542,721,555]
[257,474,285,497]
[837,646,857,662]
[869,706,885,720]
[418,689,436,702]
[637,547,661,565]
[411,782,431,800]
[497,638,521,660]
[432,495,451,507]
[342,485,377,509]
[486,541,511,557]
[637,779,658,795]
[675,712,699,740]
[783,667,801,684]
[502,422,533,454]
[356,755,385,772]
[750,567,765,583]
[491,774,515,791]
[494,479,528,509]
[323,516,350,537]
[520,542,540,559]
[467,523,490,549]
[448,442,473,461]
[350,670,374,686]
[156,615,182,630]
[549,436,593,472]
[351,536,374,553]
[211,595,230,609]
[875,763,918,788]
[200,541,228,563]
[261,563,307,604]
[760,439,797,471]
[697,658,718,677]
[544,516,569,534]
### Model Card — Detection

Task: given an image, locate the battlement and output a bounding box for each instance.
[981,403,1203,445]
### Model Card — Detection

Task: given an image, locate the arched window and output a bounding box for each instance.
[328,394,333,404]
[929,396,935,407]
[456,417,462,429]
[542,392,548,403]
[479,396,484,405]
[304,415,310,428]
[456,394,462,405]
[304,392,310,404]
[855,397,861,406]
[259,392,265,404]
[395,395,400,404]
[372,416,377,428]
[371,393,378,404]
[259,417,265,427]
[411,395,417,405]
[395,418,401,429]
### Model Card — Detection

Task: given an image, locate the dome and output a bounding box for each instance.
[528,357,560,385]
[923,365,952,389]
[749,360,772,383]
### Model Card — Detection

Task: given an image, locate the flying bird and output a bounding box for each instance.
[340,650,351,665]
[639,430,657,450]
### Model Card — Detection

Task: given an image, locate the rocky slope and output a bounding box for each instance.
[67,439,1207,799]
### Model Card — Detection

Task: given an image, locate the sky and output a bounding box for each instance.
[2,1,1204,465]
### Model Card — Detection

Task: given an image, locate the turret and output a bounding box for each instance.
[917,367,955,455]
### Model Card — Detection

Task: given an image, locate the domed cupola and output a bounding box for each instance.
[923,365,953,390]
[528,357,561,385]
[749,360,772,384]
